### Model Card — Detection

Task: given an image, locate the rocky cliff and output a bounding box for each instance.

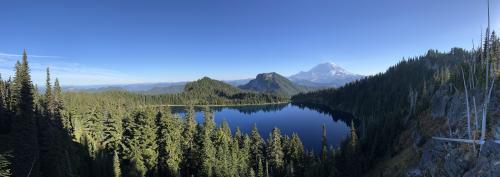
[405,84,500,177]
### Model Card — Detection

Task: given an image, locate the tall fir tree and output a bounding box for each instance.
[214,120,232,177]
[113,150,121,177]
[12,50,40,177]
[321,124,328,163]
[39,67,68,177]
[181,105,197,176]
[240,135,252,177]
[290,133,304,176]
[267,127,284,176]
[0,74,7,133]
[102,112,121,150]
[199,107,216,177]
[52,78,65,129]
[257,157,264,177]
[156,107,183,176]
[229,133,240,177]
[350,120,358,148]
[44,68,53,116]
[134,109,158,176]
[250,124,264,173]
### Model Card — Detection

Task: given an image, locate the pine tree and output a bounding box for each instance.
[83,109,104,154]
[39,67,67,177]
[156,107,183,176]
[120,116,135,162]
[181,105,197,176]
[102,112,121,150]
[257,157,264,177]
[214,120,232,177]
[326,146,338,177]
[0,74,8,133]
[249,169,256,177]
[350,120,358,148]
[155,109,168,176]
[267,127,284,176]
[12,50,40,177]
[113,150,121,177]
[321,124,328,163]
[234,127,243,146]
[133,110,158,175]
[129,153,146,177]
[44,68,53,116]
[229,133,240,177]
[53,78,65,129]
[290,133,304,176]
[199,107,216,177]
[250,124,264,172]
[240,135,252,177]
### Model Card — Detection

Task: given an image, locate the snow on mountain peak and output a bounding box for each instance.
[289,62,362,86]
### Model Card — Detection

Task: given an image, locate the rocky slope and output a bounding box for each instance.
[240,72,309,96]
[407,84,500,177]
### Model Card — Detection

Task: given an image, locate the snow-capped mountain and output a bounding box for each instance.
[289,62,363,88]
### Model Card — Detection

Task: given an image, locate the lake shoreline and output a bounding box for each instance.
[155,101,290,107]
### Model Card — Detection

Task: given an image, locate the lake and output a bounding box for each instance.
[171,103,351,152]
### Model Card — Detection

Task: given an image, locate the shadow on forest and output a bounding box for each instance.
[292,102,358,126]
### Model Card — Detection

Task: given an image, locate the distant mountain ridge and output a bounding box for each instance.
[60,62,360,94]
[239,72,310,96]
[62,82,187,93]
[61,79,251,94]
[289,62,363,88]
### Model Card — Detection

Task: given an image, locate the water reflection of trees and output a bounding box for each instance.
[291,102,357,126]
[170,103,289,115]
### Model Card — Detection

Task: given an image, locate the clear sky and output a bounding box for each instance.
[0,0,498,86]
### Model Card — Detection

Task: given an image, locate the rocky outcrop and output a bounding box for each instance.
[430,85,452,118]
[463,141,500,177]
[408,84,500,177]
[443,148,474,177]
[418,140,447,176]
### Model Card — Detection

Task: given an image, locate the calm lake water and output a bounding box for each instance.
[171,103,350,152]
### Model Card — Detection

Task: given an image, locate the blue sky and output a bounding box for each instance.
[0,0,498,86]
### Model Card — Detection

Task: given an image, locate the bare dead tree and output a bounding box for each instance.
[461,67,472,141]
[433,0,499,153]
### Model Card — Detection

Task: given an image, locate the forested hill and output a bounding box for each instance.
[292,48,470,176]
[239,72,310,96]
[185,77,245,96]
[182,76,287,104]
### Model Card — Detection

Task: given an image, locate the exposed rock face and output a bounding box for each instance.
[463,141,500,177]
[418,140,447,176]
[443,148,474,177]
[411,138,500,177]
[409,85,500,177]
[430,85,453,118]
